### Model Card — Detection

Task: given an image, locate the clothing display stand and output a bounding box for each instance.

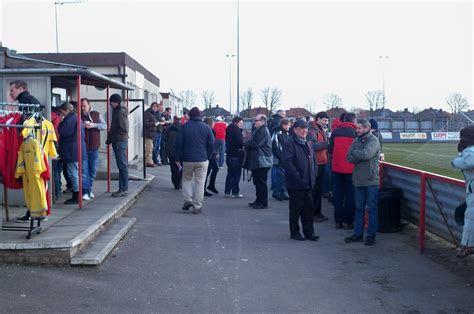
[0,102,44,239]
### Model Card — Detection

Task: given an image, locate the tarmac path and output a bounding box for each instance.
[0,166,473,313]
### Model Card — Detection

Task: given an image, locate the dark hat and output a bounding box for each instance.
[293,119,309,128]
[188,106,201,118]
[369,118,378,130]
[109,93,122,104]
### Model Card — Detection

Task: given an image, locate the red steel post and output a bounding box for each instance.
[419,172,427,252]
[106,85,111,193]
[379,162,384,189]
[77,76,83,209]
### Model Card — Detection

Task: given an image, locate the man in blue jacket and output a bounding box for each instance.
[281,119,319,241]
[175,107,215,214]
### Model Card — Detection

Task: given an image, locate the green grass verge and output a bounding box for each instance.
[383,143,463,180]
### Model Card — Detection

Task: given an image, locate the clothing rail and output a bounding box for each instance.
[0,102,44,108]
[0,115,43,239]
[0,124,39,129]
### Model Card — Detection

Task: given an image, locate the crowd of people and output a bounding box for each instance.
[168,106,385,246]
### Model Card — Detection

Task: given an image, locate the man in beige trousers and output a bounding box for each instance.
[174,107,215,214]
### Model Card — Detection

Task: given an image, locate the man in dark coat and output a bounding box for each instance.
[271,118,290,201]
[143,103,158,167]
[163,116,183,189]
[224,116,244,198]
[245,114,273,209]
[8,80,41,110]
[106,94,129,197]
[175,107,214,214]
[281,119,319,241]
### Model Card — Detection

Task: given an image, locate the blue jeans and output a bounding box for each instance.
[53,159,62,199]
[271,166,278,190]
[215,139,226,167]
[87,149,99,192]
[152,132,162,164]
[323,164,331,194]
[112,141,129,192]
[66,160,91,195]
[354,185,379,239]
[225,157,242,195]
[272,165,287,197]
[333,172,355,224]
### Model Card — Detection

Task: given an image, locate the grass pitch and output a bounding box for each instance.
[383,143,463,180]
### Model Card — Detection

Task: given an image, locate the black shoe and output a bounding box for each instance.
[207,187,219,194]
[345,235,364,243]
[314,214,329,222]
[305,234,320,241]
[283,193,290,200]
[204,191,213,197]
[65,192,79,204]
[182,201,194,211]
[272,194,284,201]
[248,201,258,207]
[112,190,127,197]
[251,204,267,209]
[16,215,31,223]
[291,234,305,241]
[365,237,376,246]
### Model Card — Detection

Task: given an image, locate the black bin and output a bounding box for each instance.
[378,188,403,233]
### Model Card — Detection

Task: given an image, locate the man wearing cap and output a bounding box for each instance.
[106,93,129,197]
[175,107,215,214]
[213,116,227,168]
[281,119,319,241]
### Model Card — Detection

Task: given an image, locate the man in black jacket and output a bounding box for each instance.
[271,118,290,201]
[163,116,182,189]
[224,116,244,198]
[245,114,273,209]
[9,80,41,111]
[106,94,129,197]
[281,119,319,241]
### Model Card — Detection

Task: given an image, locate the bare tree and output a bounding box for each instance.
[241,88,253,110]
[202,90,216,109]
[365,90,385,111]
[446,93,470,113]
[261,86,282,113]
[323,94,343,110]
[304,100,317,115]
[178,90,196,109]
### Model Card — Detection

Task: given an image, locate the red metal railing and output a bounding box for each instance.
[379,161,465,252]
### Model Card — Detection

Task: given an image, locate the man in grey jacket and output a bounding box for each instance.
[344,118,380,246]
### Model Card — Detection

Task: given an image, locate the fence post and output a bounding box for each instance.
[419,172,427,252]
[379,162,384,189]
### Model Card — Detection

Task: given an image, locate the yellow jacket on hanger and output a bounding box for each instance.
[15,137,48,218]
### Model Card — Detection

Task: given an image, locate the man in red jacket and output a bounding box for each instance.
[308,111,330,222]
[213,116,227,168]
[328,112,356,229]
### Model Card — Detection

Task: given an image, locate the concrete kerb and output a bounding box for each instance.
[0,175,154,264]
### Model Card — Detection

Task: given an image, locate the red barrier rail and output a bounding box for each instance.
[379,161,465,252]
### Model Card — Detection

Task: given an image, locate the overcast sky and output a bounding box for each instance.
[1,0,472,113]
